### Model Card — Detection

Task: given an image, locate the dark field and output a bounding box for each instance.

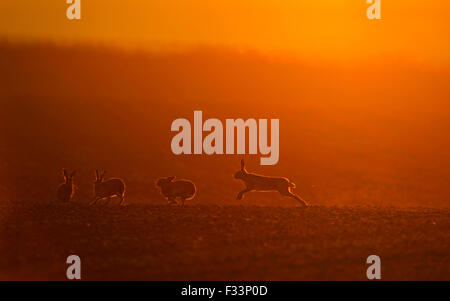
[0,202,448,280]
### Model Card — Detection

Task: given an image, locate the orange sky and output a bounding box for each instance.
[0,0,449,63]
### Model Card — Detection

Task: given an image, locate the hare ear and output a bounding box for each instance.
[241,159,245,170]
[167,176,175,182]
[101,170,107,180]
[95,169,99,180]
[63,168,68,179]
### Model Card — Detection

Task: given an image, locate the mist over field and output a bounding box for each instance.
[1,42,450,207]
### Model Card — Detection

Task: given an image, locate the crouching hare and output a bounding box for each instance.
[234,159,308,207]
[90,170,126,206]
[156,176,196,206]
[57,168,76,202]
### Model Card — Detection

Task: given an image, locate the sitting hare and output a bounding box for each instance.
[156,176,196,206]
[57,169,76,202]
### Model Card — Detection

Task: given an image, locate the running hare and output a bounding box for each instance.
[90,170,126,206]
[57,168,76,202]
[234,159,308,207]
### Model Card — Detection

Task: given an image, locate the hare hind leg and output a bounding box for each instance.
[119,194,125,206]
[281,187,309,207]
[102,196,112,206]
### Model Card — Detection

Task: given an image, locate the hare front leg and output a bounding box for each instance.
[237,187,252,200]
[167,197,176,205]
[90,197,100,206]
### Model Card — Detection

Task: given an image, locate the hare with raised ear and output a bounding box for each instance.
[57,168,76,202]
[90,170,126,206]
[234,159,308,207]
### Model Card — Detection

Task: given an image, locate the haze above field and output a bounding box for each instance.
[1,1,450,207]
[0,0,449,64]
[0,42,449,207]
